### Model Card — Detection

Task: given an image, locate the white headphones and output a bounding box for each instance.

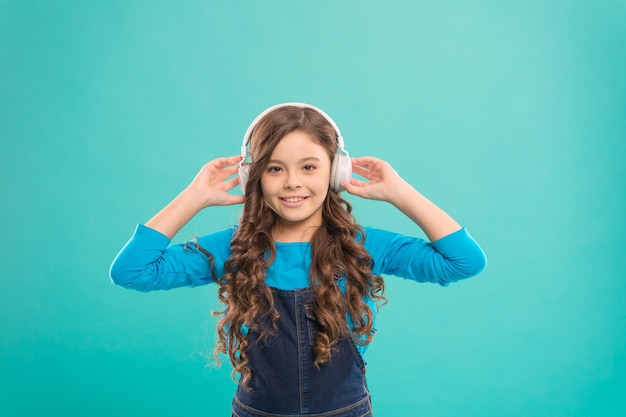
[238,102,352,194]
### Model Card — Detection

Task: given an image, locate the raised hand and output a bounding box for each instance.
[342,156,461,241]
[145,155,244,239]
[187,156,245,207]
[342,156,408,203]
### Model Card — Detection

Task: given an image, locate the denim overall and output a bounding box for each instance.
[232,287,373,417]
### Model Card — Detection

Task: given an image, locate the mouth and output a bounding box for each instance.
[279,196,309,207]
[280,196,308,203]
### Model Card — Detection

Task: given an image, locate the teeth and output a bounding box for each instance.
[283,197,304,203]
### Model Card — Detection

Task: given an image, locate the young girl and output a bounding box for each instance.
[110,103,486,417]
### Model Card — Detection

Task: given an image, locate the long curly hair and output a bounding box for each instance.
[210,105,386,389]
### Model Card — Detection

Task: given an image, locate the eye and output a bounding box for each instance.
[267,166,282,174]
[303,164,316,172]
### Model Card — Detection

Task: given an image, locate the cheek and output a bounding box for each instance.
[318,170,332,191]
[315,178,331,197]
[260,175,276,196]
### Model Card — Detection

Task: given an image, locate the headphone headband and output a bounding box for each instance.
[240,102,346,160]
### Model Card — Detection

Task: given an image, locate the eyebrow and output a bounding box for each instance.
[268,157,322,165]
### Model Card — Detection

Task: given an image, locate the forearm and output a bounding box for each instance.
[390,180,462,242]
[145,187,206,239]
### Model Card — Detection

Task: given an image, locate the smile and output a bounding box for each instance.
[279,196,309,207]
[281,197,307,203]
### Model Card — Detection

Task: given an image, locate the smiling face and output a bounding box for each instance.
[260,129,332,241]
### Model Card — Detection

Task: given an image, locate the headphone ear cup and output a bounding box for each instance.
[330,154,352,192]
[238,164,250,195]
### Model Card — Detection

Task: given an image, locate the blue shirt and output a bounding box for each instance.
[109,225,486,353]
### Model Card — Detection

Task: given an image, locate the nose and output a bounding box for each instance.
[284,171,302,189]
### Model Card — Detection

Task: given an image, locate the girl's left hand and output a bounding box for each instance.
[341,156,408,202]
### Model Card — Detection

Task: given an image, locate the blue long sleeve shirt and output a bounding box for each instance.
[109,225,486,353]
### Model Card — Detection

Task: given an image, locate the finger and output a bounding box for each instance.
[215,193,245,206]
[341,181,368,198]
[348,177,370,187]
[220,163,241,178]
[351,165,374,179]
[356,163,379,176]
[219,155,244,164]
[210,163,241,183]
[209,155,244,171]
[224,194,245,206]
[223,176,242,191]
[351,156,378,168]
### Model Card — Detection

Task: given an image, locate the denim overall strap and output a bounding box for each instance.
[233,287,372,417]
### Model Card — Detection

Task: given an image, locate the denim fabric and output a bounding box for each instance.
[232,394,372,417]
[232,288,372,416]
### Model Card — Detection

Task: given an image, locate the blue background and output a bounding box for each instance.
[1,1,625,415]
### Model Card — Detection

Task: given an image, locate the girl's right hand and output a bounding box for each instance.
[186,155,245,207]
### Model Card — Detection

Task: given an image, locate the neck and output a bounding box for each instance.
[273,224,320,242]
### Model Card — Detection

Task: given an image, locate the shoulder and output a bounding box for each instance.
[192,226,237,253]
[360,226,423,246]
[195,225,237,244]
[359,226,429,259]
[361,226,395,239]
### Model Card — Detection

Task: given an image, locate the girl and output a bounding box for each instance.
[110,103,486,417]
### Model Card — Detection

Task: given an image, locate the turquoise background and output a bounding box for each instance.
[1,0,625,415]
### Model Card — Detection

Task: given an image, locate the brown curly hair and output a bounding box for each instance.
[209,105,386,389]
